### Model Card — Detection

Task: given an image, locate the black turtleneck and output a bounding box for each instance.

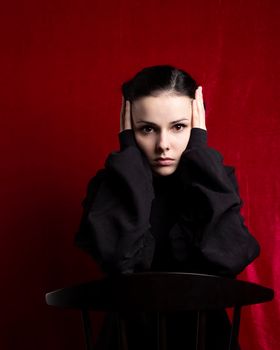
[75,128,260,276]
[150,172,181,270]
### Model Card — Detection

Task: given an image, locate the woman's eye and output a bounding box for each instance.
[141,126,154,134]
[173,123,186,131]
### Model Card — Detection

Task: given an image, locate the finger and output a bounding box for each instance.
[120,96,125,131]
[196,93,204,118]
[196,86,204,112]
[192,99,199,128]
[194,87,206,130]
[123,100,132,130]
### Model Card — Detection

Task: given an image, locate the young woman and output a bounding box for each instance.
[75,65,260,349]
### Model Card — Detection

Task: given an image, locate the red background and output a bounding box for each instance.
[1,0,279,349]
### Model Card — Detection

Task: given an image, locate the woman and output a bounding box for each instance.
[75,65,260,349]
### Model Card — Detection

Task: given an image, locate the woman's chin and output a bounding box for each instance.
[152,165,177,177]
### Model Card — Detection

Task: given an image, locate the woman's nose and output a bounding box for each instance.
[156,131,170,152]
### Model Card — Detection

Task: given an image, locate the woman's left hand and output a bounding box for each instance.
[192,86,207,130]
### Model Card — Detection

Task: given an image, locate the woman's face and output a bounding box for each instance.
[132,93,192,176]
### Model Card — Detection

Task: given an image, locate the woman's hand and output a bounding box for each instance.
[192,86,207,130]
[120,96,132,132]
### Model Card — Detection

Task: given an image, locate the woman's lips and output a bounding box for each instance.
[154,158,175,166]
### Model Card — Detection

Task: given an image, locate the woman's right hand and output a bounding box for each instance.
[120,96,132,132]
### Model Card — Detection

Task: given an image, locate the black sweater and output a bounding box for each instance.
[75,128,260,277]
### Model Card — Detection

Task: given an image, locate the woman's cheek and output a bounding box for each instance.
[178,130,191,147]
[134,133,148,153]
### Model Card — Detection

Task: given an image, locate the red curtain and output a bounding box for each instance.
[1,0,279,349]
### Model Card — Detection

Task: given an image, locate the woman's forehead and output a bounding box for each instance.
[132,94,192,122]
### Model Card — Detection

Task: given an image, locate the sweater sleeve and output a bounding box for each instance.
[170,128,260,276]
[75,130,155,274]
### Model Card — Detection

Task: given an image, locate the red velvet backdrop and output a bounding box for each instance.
[1,0,279,349]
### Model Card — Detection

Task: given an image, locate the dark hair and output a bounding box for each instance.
[121,65,198,102]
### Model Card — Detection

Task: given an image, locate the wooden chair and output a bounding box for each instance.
[45,272,274,350]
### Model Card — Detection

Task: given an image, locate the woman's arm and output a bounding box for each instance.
[173,128,260,276]
[170,88,260,276]
[75,100,155,274]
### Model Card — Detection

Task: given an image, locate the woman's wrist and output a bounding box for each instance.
[119,129,137,150]
[187,128,208,149]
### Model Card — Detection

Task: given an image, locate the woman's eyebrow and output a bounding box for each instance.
[135,120,157,125]
[170,118,189,124]
[135,118,189,125]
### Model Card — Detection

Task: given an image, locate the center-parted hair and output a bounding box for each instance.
[121,65,198,102]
